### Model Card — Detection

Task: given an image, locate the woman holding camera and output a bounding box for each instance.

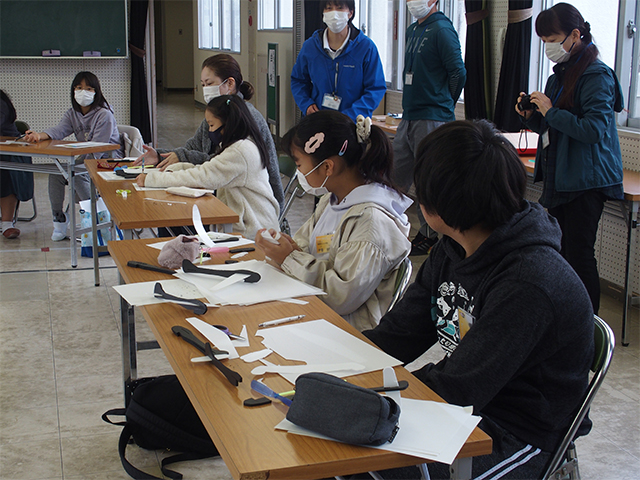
[516,2,624,314]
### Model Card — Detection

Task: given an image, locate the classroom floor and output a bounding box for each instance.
[0,90,638,480]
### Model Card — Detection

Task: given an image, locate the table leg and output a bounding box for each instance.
[621,200,638,347]
[90,180,100,286]
[120,270,137,407]
[450,457,472,480]
[67,160,78,268]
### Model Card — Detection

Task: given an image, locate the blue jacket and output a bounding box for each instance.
[291,27,386,121]
[527,59,624,193]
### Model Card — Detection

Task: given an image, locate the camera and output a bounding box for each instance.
[518,94,538,112]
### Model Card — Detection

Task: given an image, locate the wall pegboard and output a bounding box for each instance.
[618,130,640,171]
[1,58,131,141]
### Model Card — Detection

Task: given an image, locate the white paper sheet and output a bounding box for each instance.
[255,319,401,383]
[96,171,125,181]
[133,183,165,191]
[276,399,480,465]
[62,141,114,148]
[112,278,203,306]
[174,260,325,306]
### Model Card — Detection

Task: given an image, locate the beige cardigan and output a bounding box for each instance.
[144,139,279,238]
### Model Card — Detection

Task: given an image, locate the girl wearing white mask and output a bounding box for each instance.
[256,111,412,332]
[290,1,386,121]
[133,54,284,212]
[516,2,624,315]
[136,95,278,239]
[23,71,121,241]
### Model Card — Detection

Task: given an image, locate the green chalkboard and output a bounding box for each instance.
[0,1,128,58]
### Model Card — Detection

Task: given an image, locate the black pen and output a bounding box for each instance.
[14,133,26,141]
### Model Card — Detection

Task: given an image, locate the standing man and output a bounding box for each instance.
[291,1,386,121]
[394,0,466,255]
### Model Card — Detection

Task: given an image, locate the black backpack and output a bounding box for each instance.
[102,375,219,479]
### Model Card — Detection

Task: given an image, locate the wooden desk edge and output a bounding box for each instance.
[107,239,493,480]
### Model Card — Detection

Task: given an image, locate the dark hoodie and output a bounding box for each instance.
[364,202,594,452]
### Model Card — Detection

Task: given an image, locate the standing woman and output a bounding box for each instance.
[134,54,284,212]
[516,2,624,313]
[255,111,412,331]
[23,71,121,241]
[290,0,386,121]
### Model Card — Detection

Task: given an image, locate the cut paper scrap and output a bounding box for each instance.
[113,278,204,307]
[187,317,239,359]
[174,259,325,306]
[241,348,272,363]
[133,183,165,191]
[251,362,364,376]
[256,319,401,383]
[192,204,215,247]
[383,366,402,407]
[276,399,480,465]
[210,274,248,292]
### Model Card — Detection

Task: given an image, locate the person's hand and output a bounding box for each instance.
[254,228,296,266]
[135,173,146,187]
[132,145,160,166]
[515,92,533,119]
[22,130,47,143]
[157,152,180,171]
[528,91,553,117]
[306,104,319,115]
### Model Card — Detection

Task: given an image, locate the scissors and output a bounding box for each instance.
[213,324,246,341]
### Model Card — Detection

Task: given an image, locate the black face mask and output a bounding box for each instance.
[208,126,224,153]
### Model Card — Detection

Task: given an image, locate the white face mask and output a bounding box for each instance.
[545,34,574,64]
[296,160,329,196]
[202,79,228,104]
[74,90,95,107]
[407,0,434,20]
[323,10,349,34]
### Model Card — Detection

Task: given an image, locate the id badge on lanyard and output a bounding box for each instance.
[322,94,342,110]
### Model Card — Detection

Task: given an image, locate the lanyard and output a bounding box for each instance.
[407,22,429,73]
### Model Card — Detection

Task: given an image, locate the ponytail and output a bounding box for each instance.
[536,3,599,109]
[202,54,255,101]
[282,110,400,194]
[206,95,269,168]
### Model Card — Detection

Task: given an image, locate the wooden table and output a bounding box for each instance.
[372,115,399,136]
[107,238,492,480]
[521,155,640,345]
[0,137,120,267]
[84,159,240,285]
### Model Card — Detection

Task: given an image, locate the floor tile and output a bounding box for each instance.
[0,436,63,479]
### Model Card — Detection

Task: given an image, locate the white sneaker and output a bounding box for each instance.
[51,215,69,241]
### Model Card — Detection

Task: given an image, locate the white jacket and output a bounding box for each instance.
[144,139,279,238]
[282,185,412,331]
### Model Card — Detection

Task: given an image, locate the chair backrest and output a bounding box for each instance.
[277,153,306,228]
[543,315,615,479]
[117,125,145,157]
[278,154,298,196]
[386,256,413,314]
[15,120,30,134]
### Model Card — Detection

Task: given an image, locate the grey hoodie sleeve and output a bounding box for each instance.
[43,108,75,140]
[156,119,212,164]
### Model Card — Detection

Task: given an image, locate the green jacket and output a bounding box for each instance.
[527,59,624,193]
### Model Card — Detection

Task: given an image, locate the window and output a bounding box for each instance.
[259,0,293,30]
[198,0,241,53]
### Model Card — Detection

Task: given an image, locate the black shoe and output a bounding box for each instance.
[409,232,437,256]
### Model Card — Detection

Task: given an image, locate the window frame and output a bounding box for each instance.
[198,0,241,54]
[258,0,293,31]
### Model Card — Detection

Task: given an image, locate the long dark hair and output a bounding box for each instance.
[282,110,399,193]
[0,90,17,124]
[201,54,255,101]
[70,71,111,113]
[206,95,269,169]
[536,3,599,109]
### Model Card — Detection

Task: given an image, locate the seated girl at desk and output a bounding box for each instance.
[23,71,121,241]
[133,54,284,212]
[255,111,412,331]
[0,90,34,240]
[135,95,279,239]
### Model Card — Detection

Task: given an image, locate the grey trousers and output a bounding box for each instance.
[392,119,444,239]
[49,173,91,222]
